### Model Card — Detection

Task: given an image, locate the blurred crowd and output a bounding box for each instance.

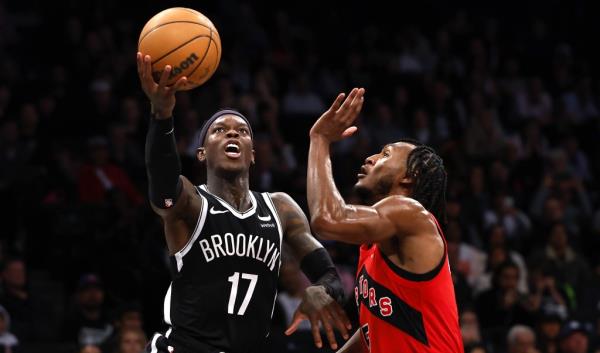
[0,1,598,352]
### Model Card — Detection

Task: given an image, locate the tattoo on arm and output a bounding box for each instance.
[271,192,322,260]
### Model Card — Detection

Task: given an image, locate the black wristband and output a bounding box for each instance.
[145,115,182,209]
[300,248,345,303]
[151,115,174,131]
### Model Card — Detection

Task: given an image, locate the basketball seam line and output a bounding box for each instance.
[151,35,211,68]
[184,28,214,83]
[138,21,215,47]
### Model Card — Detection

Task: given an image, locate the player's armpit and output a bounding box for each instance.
[151,177,203,255]
[270,192,321,259]
[311,195,426,244]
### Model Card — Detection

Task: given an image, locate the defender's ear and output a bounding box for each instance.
[197,147,206,162]
[251,149,255,165]
[398,173,414,189]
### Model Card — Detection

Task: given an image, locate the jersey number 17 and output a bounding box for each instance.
[227,272,258,315]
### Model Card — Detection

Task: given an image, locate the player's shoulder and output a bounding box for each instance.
[268,191,288,200]
[267,191,296,206]
[267,192,305,221]
[376,195,429,218]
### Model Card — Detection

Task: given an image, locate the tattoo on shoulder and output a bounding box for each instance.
[272,193,320,258]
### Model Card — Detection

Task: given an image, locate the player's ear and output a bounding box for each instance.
[251,149,255,165]
[398,172,413,188]
[197,147,206,162]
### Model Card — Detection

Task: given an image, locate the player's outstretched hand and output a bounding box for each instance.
[309,87,365,143]
[136,52,187,119]
[285,285,352,350]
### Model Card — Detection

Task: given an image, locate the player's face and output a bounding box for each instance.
[355,142,415,198]
[198,115,254,174]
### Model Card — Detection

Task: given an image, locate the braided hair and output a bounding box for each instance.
[399,139,447,223]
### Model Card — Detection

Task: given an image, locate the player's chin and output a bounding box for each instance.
[355,175,369,187]
[354,180,368,193]
[216,159,250,174]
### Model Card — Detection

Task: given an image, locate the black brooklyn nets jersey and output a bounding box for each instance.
[163,185,283,353]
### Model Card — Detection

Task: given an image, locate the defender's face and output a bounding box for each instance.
[355,142,415,196]
[198,115,254,173]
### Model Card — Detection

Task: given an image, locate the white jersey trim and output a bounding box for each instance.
[150,333,160,353]
[174,192,208,272]
[199,184,257,219]
[163,283,173,325]
[262,193,283,248]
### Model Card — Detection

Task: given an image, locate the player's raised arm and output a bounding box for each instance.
[307,88,434,244]
[307,88,396,243]
[138,52,190,214]
[138,52,201,254]
[271,192,352,350]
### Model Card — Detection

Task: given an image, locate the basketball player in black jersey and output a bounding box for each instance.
[137,53,352,353]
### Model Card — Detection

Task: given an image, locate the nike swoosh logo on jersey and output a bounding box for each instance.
[257,214,272,222]
[209,206,228,214]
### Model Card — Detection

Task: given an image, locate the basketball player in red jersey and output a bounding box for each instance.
[292,87,464,352]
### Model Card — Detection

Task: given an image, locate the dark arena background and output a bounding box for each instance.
[0,0,599,352]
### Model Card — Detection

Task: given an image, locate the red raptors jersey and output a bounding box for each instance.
[354,216,463,353]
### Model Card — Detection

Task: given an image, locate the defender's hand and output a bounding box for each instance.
[309,88,365,143]
[285,285,352,350]
[136,52,187,119]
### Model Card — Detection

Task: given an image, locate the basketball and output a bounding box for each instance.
[138,7,221,90]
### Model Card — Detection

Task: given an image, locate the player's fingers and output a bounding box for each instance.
[341,126,358,138]
[285,315,304,336]
[143,55,153,81]
[320,312,338,350]
[342,88,365,123]
[351,88,365,112]
[328,93,345,113]
[355,93,365,114]
[336,88,358,115]
[346,96,365,126]
[335,303,353,330]
[309,315,323,348]
[136,52,143,76]
[327,305,350,339]
[157,65,172,91]
[169,76,188,92]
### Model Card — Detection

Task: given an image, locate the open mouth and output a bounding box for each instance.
[224,143,241,159]
[357,166,368,178]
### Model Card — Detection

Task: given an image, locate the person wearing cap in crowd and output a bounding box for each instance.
[535,310,563,353]
[62,273,114,347]
[558,320,593,353]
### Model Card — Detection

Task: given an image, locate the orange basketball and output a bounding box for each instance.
[138,7,221,90]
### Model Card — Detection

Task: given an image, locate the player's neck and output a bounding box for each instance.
[365,187,410,205]
[206,174,252,212]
